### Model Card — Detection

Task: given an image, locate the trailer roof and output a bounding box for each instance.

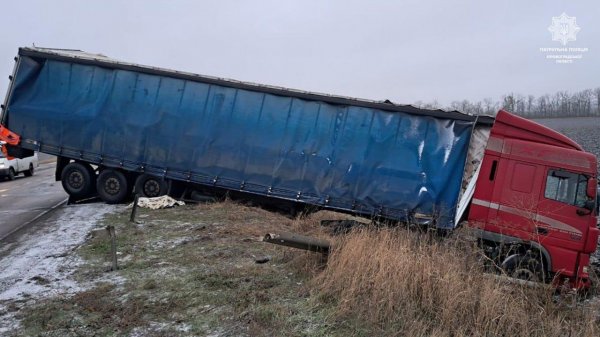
[18,47,494,125]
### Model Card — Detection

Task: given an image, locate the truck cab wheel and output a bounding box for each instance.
[61,162,95,198]
[7,168,15,180]
[501,253,545,283]
[134,174,169,198]
[97,169,130,204]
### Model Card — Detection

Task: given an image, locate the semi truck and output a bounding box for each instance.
[0,47,597,288]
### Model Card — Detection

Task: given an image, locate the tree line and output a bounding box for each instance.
[413,87,600,118]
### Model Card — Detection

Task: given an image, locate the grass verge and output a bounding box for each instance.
[15,200,344,336]
[11,200,600,336]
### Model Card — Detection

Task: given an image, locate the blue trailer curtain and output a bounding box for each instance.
[7,55,473,228]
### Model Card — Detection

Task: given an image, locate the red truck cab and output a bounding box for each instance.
[469,110,598,289]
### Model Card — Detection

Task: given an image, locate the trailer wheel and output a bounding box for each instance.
[134,174,169,198]
[61,162,95,198]
[97,169,130,204]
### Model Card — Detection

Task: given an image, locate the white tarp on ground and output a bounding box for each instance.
[130,196,185,210]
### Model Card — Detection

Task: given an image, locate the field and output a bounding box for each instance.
[534,117,600,176]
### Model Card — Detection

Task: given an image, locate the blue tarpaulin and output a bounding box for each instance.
[3,48,477,228]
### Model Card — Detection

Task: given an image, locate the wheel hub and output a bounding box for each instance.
[68,172,84,189]
[105,177,120,195]
[512,268,539,282]
[143,180,160,197]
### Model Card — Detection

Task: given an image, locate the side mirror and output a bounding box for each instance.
[577,200,595,215]
[588,178,598,198]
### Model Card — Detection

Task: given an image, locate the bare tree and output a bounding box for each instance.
[502,94,515,112]
[421,87,600,118]
[527,95,535,117]
[581,89,592,115]
[594,88,600,116]
[422,99,440,110]
[483,98,495,115]
[537,95,548,116]
[515,94,526,115]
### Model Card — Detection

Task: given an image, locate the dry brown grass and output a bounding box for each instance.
[314,228,599,337]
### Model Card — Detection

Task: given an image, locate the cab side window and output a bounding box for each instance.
[544,169,588,207]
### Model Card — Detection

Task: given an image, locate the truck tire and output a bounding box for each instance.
[501,253,545,283]
[97,169,130,204]
[134,174,169,198]
[61,162,95,198]
[24,163,34,177]
[7,168,15,180]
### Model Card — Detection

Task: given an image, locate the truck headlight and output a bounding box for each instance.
[0,163,4,168]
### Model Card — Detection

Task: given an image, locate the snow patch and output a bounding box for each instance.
[0,204,118,301]
[0,203,120,334]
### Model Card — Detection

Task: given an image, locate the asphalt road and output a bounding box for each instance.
[0,157,67,240]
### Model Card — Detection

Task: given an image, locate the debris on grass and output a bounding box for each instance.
[254,255,271,264]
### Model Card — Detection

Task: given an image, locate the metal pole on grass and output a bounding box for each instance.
[106,225,118,271]
[130,194,140,223]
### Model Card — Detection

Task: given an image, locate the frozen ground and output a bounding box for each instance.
[0,203,120,334]
[534,117,600,176]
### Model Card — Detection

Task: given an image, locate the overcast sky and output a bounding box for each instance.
[0,0,598,106]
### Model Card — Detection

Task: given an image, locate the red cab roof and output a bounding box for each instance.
[492,110,583,151]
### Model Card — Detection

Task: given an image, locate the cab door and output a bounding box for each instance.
[536,169,589,254]
[494,159,542,237]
